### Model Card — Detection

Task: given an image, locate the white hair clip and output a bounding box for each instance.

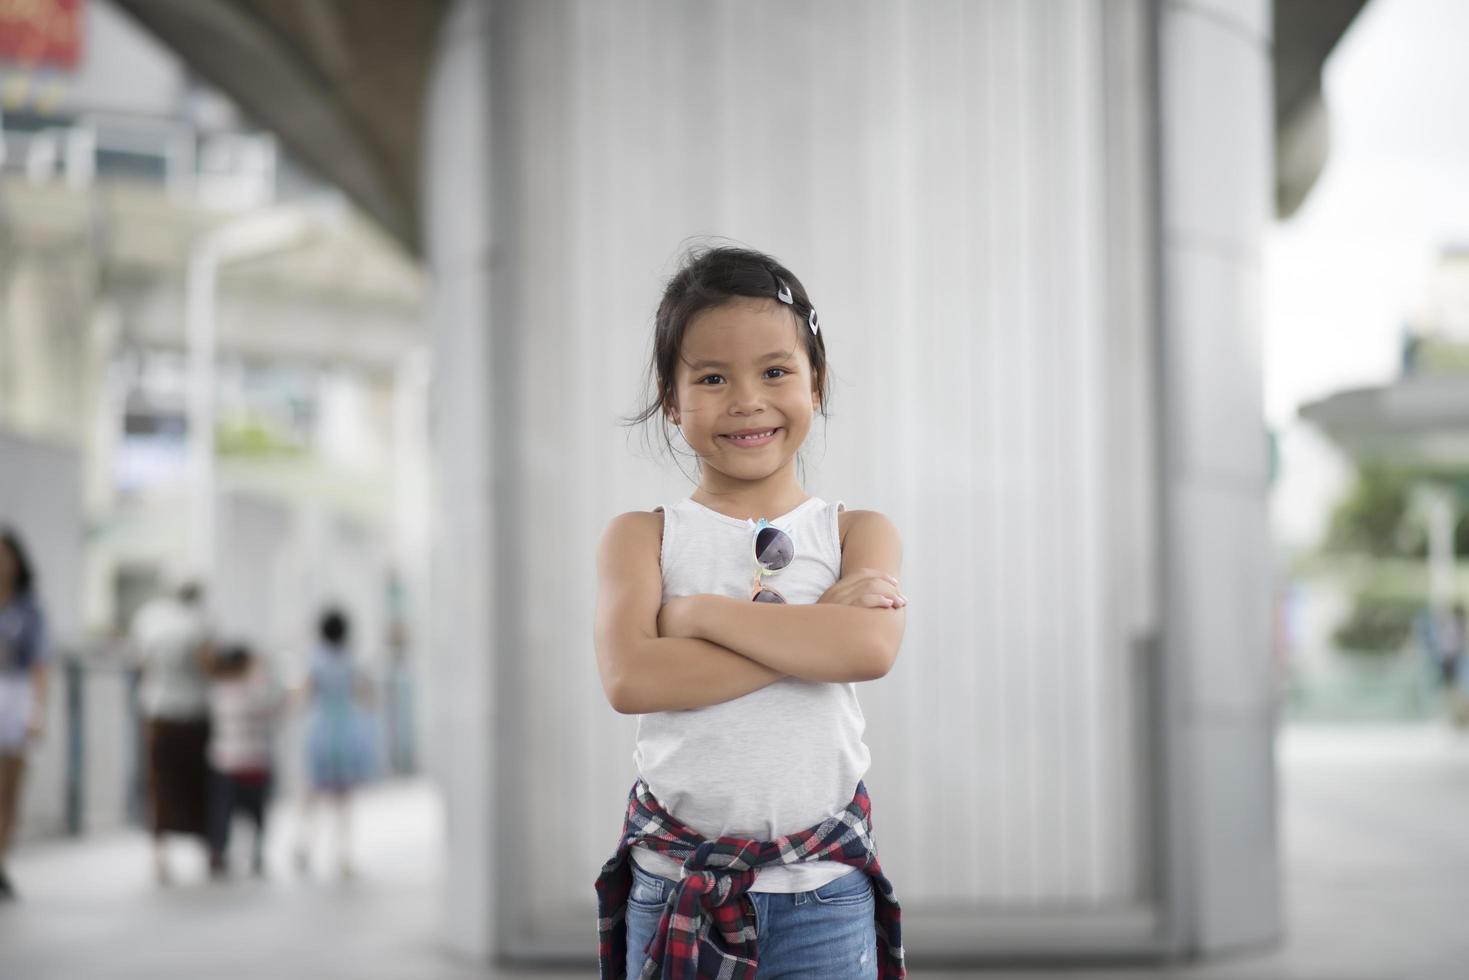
[774,277,818,334]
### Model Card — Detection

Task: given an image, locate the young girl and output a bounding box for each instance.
[594,246,907,979]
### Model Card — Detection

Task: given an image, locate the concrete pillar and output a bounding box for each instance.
[422,0,500,959]
[1155,0,1281,956]
[421,0,1283,964]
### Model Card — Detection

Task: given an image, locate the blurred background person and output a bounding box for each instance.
[0,528,48,901]
[1437,603,1465,691]
[294,607,376,879]
[131,581,214,884]
[206,643,282,879]
[1447,603,1469,729]
[381,619,416,777]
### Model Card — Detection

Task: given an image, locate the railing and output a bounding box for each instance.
[0,108,279,208]
[19,650,139,840]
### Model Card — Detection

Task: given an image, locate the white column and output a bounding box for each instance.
[1156,0,1281,956]
[183,205,329,585]
[423,0,499,959]
[185,246,219,583]
[419,0,1281,964]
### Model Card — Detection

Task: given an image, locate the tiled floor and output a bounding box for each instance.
[3,724,1468,979]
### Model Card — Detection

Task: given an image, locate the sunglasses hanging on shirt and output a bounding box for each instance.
[749,519,795,604]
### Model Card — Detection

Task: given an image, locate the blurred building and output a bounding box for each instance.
[1296,248,1469,717]
[1304,247,1469,464]
[3,0,1373,971]
[0,0,430,835]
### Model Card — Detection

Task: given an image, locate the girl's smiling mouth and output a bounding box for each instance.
[720,427,780,447]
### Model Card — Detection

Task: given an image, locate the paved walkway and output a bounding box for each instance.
[3,724,1468,979]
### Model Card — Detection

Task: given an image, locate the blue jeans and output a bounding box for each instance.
[625,863,878,979]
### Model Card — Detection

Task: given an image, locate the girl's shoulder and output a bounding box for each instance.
[603,508,664,538]
[835,506,899,552]
[597,509,665,565]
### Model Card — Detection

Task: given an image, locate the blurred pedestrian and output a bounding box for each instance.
[206,643,282,878]
[1446,603,1469,730]
[294,608,375,879]
[1438,603,1466,690]
[382,619,415,776]
[0,528,48,901]
[131,580,214,884]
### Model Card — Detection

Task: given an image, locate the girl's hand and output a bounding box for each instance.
[818,569,907,609]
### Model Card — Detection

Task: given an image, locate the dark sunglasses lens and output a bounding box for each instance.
[755,527,794,571]
[752,588,786,604]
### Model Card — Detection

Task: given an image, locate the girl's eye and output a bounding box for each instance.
[693,369,791,385]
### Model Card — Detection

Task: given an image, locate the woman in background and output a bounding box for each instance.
[132,580,214,885]
[0,528,48,901]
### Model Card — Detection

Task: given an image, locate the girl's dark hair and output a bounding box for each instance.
[625,245,830,467]
[0,527,35,597]
[319,608,349,647]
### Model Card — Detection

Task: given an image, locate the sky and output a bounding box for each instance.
[1266,0,1469,547]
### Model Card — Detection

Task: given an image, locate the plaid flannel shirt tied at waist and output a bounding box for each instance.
[595,778,905,980]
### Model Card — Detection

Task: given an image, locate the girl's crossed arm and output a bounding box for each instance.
[594,511,785,715]
[658,511,907,684]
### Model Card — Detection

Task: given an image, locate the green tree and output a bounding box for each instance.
[1321,466,1469,655]
[1324,466,1419,558]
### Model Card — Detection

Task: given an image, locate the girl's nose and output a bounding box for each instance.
[727,379,764,415]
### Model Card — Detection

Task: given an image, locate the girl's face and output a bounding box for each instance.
[669,298,820,486]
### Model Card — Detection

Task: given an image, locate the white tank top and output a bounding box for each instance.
[631,495,871,893]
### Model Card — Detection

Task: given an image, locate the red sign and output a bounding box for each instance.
[0,0,83,70]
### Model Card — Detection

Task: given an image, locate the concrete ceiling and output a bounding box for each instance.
[113,0,1370,254]
[112,0,447,255]
[1275,0,1372,218]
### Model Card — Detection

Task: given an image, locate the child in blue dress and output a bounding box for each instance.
[294,608,375,878]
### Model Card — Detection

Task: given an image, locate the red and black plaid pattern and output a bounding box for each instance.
[596,779,905,979]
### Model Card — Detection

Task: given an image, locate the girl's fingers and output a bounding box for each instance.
[867,577,901,598]
[863,588,906,608]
